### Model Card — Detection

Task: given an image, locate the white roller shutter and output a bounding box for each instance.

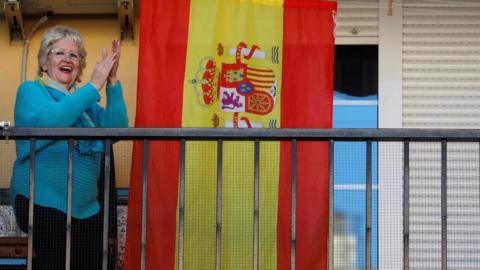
[403,0,480,128]
[403,1,480,269]
[336,0,379,44]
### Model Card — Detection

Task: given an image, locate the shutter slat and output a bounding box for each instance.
[336,0,379,39]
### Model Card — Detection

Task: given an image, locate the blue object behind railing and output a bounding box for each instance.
[333,91,378,268]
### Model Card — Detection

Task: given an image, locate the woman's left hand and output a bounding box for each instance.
[104,39,120,85]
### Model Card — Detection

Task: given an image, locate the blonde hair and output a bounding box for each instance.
[37,25,87,82]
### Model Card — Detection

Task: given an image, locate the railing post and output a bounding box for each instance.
[366,140,372,270]
[178,139,186,270]
[291,139,297,270]
[102,139,112,270]
[141,139,149,270]
[253,139,260,270]
[403,140,410,270]
[441,139,447,270]
[27,138,36,270]
[65,139,74,270]
[216,139,223,270]
[328,139,334,270]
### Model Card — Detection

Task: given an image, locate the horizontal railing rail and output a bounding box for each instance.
[4,127,480,141]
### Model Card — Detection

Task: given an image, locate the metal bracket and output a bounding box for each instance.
[4,1,25,45]
[118,0,134,42]
[0,121,11,129]
[1,121,11,140]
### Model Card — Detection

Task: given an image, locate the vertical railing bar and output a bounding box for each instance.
[290,139,297,270]
[253,139,260,270]
[366,140,372,270]
[27,138,36,270]
[102,139,112,270]
[403,140,410,270]
[328,139,335,270]
[178,139,186,270]
[376,141,380,270]
[441,139,447,270]
[65,139,74,270]
[141,139,149,270]
[216,139,223,270]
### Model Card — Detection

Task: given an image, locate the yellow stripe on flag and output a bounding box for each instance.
[180,0,283,269]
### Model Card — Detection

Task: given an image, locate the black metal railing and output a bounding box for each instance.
[3,127,480,270]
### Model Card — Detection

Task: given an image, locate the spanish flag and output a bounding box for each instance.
[124,0,336,269]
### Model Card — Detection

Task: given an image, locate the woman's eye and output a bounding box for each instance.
[55,51,65,57]
[70,53,79,60]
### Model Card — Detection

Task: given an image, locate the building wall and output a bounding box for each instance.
[0,15,139,188]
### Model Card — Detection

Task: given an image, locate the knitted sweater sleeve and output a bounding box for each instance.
[90,81,129,128]
[14,81,101,127]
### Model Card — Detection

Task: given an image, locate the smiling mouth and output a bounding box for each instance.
[60,66,73,73]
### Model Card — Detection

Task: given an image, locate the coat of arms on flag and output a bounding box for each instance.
[192,41,279,128]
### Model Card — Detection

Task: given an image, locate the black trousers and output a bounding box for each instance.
[14,195,103,270]
[13,151,118,270]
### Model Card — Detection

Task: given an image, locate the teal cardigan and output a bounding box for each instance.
[10,80,128,219]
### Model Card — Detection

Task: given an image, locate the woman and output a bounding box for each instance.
[10,25,128,269]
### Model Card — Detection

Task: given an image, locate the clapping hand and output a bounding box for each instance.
[89,40,121,90]
[106,40,120,85]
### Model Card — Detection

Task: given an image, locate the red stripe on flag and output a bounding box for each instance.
[278,1,336,270]
[123,1,190,269]
[247,78,275,84]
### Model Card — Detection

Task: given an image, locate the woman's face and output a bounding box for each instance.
[42,38,81,90]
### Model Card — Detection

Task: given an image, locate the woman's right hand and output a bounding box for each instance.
[107,40,121,86]
[89,50,118,91]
